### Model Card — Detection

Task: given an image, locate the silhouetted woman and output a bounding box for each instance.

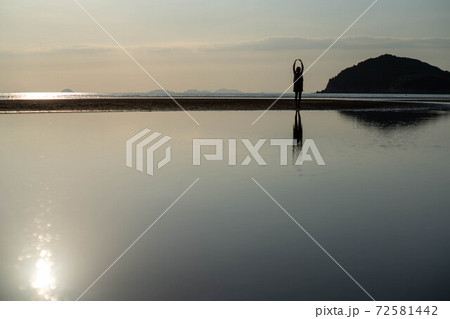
[293,59,304,109]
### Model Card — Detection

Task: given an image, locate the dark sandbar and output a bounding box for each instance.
[1,98,449,113]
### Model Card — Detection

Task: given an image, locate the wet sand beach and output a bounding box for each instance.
[1,97,449,113]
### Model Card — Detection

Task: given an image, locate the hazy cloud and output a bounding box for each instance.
[2,36,450,56]
[205,36,450,51]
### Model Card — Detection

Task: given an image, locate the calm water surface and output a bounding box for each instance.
[0,110,449,300]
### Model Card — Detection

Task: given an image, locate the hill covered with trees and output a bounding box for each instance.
[321,54,450,94]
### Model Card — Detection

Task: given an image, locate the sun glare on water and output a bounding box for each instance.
[16,92,74,100]
[32,249,56,300]
[1,92,89,100]
[19,196,60,301]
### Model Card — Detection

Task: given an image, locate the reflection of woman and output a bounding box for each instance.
[293,59,304,109]
[293,110,303,147]
[292,110,303,163]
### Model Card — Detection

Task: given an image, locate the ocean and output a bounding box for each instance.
[0,109,449,300]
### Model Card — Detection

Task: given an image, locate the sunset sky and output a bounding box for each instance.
[1,0,450,93]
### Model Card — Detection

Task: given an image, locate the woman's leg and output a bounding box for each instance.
[295,92,301,108]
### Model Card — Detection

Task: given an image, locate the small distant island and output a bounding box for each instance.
[321,54,450,94]
[61,89,74,93]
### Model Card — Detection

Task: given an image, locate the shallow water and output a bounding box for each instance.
[0,109,449,300]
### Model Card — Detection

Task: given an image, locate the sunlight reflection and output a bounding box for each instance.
[18,192,60,300]
[31,249,56,300]
[10,92,83,100]
[29,212,58,300]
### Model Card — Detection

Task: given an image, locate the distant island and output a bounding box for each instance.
[61,89,74,93]
[321,54,450,94]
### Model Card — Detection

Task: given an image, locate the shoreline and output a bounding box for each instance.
[1,98,449,113]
